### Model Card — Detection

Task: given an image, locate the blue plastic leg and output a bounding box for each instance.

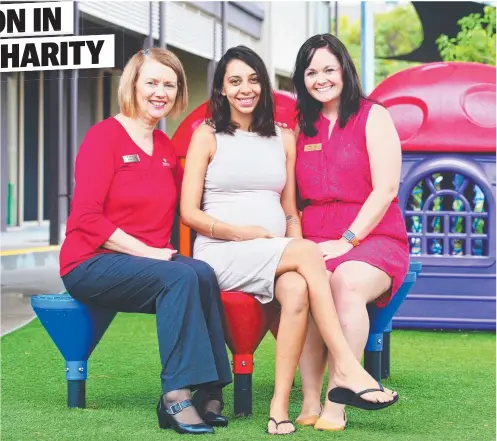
[364,352,381,382]
[66,360,88,408]
[68,380,86,408]
[381,321,393,379]
[364,332,384,382]
[365,264,421,381]
[381,332,391,379]
[366,270,418,380]
[66,360,88,381]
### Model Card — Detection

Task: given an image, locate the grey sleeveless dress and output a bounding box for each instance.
[193,126,294,304]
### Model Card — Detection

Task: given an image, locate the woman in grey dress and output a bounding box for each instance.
[180,46,399,435]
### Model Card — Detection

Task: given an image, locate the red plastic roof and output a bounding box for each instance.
[369,62,496,153]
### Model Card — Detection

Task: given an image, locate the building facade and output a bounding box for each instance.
[0,1,330,233]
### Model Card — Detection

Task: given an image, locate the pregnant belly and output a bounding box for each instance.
[204,197,287,237]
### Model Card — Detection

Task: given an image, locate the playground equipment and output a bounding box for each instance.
[30,62,495,414]
[369,62,496,331]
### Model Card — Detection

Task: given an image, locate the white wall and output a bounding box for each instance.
[78,1,333,135]
[79,2,259,62]
[272,2,311,76]
[259,1,330,83]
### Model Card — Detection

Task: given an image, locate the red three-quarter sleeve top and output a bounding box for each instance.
[59,117,184,277]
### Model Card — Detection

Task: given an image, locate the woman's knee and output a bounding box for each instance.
[330,273,368,327]
[275,272,309,314]
[188,259,219,286]
[289,239,322,262]
[158,262,199,289]
[331,262,390,304]
[330,262,390,303]
[331,269,366,299]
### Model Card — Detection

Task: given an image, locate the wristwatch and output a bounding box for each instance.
[342,229,360,247]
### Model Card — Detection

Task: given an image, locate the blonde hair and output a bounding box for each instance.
[118,48,188,119]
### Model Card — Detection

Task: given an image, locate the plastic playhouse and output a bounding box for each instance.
[369,62,496,331]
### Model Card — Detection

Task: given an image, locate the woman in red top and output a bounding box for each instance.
[59,48,231,435]
[291,35,409,431]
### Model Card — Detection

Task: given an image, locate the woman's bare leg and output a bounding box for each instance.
[275,239,396,404]
[295,314,327,422]
[268,272,309,435]
[320,261,394,424]
[296,271,332,422]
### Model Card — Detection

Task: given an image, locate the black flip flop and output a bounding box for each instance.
[328,382,399,410]
[267,417,296,435]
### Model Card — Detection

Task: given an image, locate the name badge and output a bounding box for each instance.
[304,143,322,152]
[122,154,140,163]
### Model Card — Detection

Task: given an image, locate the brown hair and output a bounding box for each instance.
[209,45,276,137]
[118,48,188,119]
[292,34,369,137]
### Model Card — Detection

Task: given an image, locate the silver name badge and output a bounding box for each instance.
[122,154,140,163]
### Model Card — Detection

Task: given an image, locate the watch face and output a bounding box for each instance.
[343,230,355,241]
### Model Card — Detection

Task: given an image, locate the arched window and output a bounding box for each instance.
[406,172,488,256]
[400,158,495,266]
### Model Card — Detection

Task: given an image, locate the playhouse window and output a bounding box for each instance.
[405,171,489,257]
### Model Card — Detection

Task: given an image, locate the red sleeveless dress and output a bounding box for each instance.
[295,100,409,306]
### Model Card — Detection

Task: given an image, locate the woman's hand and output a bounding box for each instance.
[319,239,353,260]
[144,247,178,261]
[234,226,274,241]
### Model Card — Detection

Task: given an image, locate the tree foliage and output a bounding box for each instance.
[374,3,423,58]
[374,3,423,85]
[436,5,496,65]
[336,3,496,88]
[336,3,422,87]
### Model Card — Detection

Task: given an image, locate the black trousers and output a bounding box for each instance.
[62,253,232,395]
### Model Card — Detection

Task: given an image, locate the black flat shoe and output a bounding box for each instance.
[192,389,229,427]
[156,397,215,435]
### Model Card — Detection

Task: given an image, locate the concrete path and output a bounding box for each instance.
[1,223,64,336]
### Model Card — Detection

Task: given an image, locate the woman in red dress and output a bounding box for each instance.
[292,34,410,431]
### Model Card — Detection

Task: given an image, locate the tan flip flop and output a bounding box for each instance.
[295,404,323,426]
[314,411,347,432]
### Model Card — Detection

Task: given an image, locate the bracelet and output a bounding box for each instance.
[286,215,299,226]
[209,220,218,238]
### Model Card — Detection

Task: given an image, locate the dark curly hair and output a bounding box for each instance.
[292,33,370,137]
[208,45,276,137]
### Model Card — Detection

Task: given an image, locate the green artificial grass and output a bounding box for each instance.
[1,314,495,441]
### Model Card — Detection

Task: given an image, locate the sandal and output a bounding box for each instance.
[267,417,296,435]
[295,404,322,426]
[314,410,347,432]
[328,382,399,410]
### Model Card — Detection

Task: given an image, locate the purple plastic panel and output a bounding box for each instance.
[396,153,496,330]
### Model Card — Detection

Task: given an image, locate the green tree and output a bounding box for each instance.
[336,3,422,87]
[374,3,423,85]
[436,5,496,65]
[374,3,423,58]
[335,15,362,76]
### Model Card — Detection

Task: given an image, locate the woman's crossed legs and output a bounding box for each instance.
[267,241,397,434]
